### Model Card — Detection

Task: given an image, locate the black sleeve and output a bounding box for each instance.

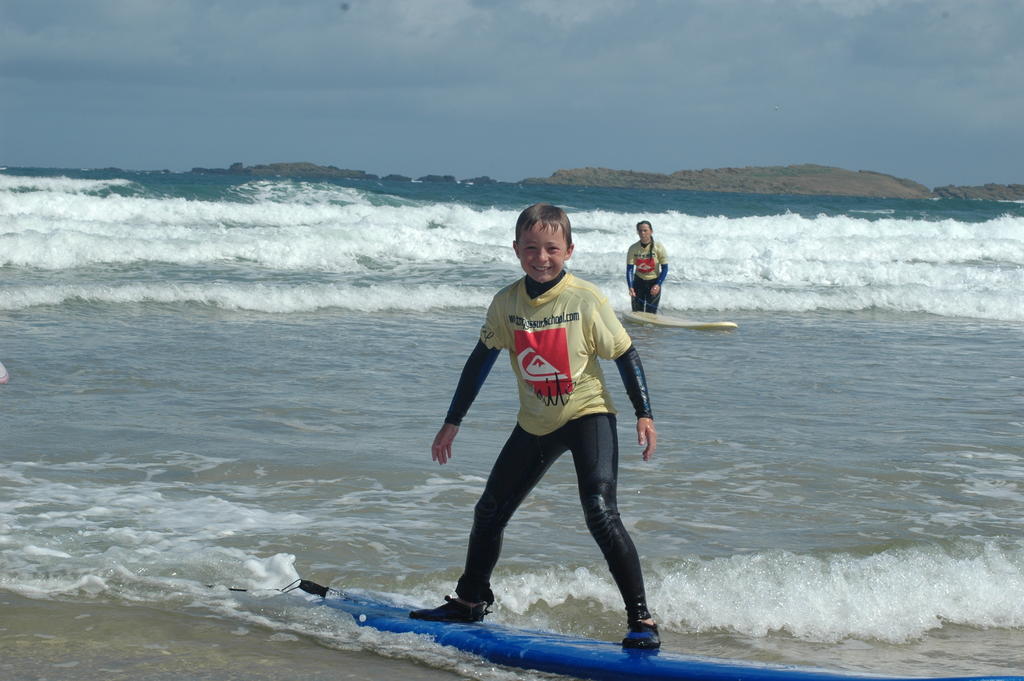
[444,340,501,426]
[614,345,653,420]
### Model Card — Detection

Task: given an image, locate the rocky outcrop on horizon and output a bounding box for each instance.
[522,164,934,199]
[932,183,1024,201]
[189,162,500,186]
[186,161,1018,200]
[190,161,379,180]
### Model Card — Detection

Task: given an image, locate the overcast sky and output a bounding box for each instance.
[1,0,1021,187]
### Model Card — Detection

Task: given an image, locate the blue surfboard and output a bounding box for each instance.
[312,588,1022,681]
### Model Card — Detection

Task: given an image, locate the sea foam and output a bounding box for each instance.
[3,174,1022,321]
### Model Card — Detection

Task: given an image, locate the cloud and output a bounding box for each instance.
[1,0,1021,183]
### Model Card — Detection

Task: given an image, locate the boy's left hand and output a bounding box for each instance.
[432,423,459,465]
[636,417,656,461]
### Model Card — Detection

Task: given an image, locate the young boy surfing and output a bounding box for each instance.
[411,203,661,650]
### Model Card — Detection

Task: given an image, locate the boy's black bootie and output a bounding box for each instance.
[621,620,660,649]
[410,595,488,623]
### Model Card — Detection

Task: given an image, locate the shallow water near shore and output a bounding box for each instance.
[2,169,1023,680]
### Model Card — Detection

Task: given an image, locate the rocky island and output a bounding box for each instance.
[521,165,934,199]
[188,162,1023,200]
[190,162,378,180]
[931,183,1024,201]
[190,162,500,186]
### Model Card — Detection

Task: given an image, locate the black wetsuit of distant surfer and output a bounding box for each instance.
[412,272,657,647]
[626,238,669,313]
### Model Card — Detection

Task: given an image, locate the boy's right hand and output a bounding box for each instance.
[432,423,459,465]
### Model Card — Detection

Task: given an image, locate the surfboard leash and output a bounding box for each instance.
[281,578,334,598]
[205,577,336,598]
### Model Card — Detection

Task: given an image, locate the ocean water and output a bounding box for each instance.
[1,168,1022,680]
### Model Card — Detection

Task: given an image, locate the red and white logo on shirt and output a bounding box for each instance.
[635,256,656,275]
[514,328,574,400]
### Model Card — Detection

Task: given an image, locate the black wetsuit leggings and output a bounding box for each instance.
[631,278,661,313]
[455,413,651,622]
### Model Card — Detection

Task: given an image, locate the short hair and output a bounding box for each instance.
[636,220,652,230]
[515,203,573,247]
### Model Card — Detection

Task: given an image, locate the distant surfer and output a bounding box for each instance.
[626,220,669,313]
[411,203,661,650]
[0,360,8,384]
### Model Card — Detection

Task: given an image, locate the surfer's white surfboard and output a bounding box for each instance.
[0,360,8,384]
[623,311,738,330]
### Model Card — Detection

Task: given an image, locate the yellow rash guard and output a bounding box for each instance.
[480,273,633,436]
[626,240,669,281]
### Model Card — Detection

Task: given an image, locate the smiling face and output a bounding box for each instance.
[513,222,574,283]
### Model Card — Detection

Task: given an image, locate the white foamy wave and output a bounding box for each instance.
[3,181,1022,321]
[226,179,377,206]
[0,173,134,194]
[1,186,363,232]
[0,189,518,270]
[650,281,1024,322]
[489,544,1024,644]
[0,282,495,313]
[4,450,1023,647]
[573,211,1024,268]
[573,209,1024,321]
[2,277,1019,322]
[0,454,307,599]
[647,545,1024,643]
